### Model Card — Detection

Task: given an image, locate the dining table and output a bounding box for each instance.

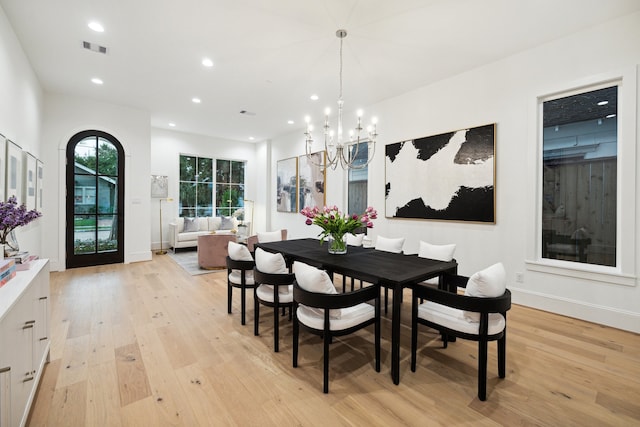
[256,238,458,385]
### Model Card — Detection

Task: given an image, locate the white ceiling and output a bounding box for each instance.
[2,0,639,142]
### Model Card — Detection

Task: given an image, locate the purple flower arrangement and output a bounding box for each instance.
[0,196,42,249]
[300,205,377,250]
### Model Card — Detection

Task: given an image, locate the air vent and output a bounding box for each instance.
[82,41,108,54]
[239,110,256,116]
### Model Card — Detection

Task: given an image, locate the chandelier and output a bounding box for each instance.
[304,29,378,170]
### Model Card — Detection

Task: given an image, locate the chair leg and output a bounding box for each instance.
[478,340,488,401]
[375,307,381,372]
[410,298,418,372]
[384,288,389,314]
[254,296,260,336]
[323,332,330,393]
[498,335,506,378]
[240,286,246,325]
[227,282,232,314]
[274,305,280,352]
[292,311,299,368]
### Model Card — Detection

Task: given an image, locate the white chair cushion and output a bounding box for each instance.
[297,302,374,331]
[255,248,288,274]
[418,301,505,335]
[257,230,283,243]
[418,241,457,285]
[418,241,456,261]
[346,233,364,246]
[229,270,255,285]
[256,284,294,303]
[228,241,253,261]
[294,261,340,318]
[463,262,507,322]
[375,236,405,253]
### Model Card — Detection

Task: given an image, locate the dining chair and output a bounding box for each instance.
[226,241,256,325]
[292,261,380,393]
[417,241,457,287]
[374,235,406,313]
[247,229,288,252]
[253,248,294,352]
[410,262,511,401]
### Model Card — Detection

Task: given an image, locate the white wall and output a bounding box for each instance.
[0,7,44,257]
[269,12,640,332]
[149,128,259,249]
[41,93,152,270]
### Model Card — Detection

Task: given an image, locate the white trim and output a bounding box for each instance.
[511,287,640,334]
[525,259,636,287]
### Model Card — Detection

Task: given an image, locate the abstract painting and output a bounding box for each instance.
[298,152,326,210]
[277,157,298,213]
[385,123,495,223]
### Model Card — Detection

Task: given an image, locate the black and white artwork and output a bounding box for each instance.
[385,123,495,223]
[277,157,298,213]
[298,152,326,210]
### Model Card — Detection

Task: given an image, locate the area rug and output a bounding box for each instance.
[166,250,225,276]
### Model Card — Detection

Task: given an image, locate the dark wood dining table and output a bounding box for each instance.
[256,238,458,385]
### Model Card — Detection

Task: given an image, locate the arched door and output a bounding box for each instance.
[66,130,125,268]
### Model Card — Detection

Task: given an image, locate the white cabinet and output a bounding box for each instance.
[0,260,50,427]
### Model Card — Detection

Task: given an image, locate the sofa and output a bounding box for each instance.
[169,216,239,251]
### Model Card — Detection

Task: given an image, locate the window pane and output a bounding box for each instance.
[196,182,213,209]
[179,182,197,217]
[542,85,617,267]
[97,139,118,176]
[97,215,118,252]
[198,157,213,183]
[74,137,96,171]
[230,161,244,184]
[74,214,96,254]
[348,144,368,215]
[216,159,230,182]
[180,155,197,181]
[97,177,118,214]
[216,184,230,207]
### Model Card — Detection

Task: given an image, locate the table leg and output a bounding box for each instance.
[391,283,402,385]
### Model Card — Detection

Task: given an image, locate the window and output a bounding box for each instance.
[541,85,617,267]
[348,144,369,216]
[215,159,245,217]
[179,155,245,218]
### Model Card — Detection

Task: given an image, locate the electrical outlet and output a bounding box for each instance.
[515,272,524,283]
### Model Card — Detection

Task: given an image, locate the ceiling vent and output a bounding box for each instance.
[82,41,108,54]
[239,110,256,116]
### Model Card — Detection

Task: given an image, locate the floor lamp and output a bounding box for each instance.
[244,199,255,236]
[156,198,173,255]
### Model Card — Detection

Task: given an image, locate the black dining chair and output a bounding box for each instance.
[253,268,295,352]
[226,256,256,325]
[292,261,381,393]
[410,272,511,401]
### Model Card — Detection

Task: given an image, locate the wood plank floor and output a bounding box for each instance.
[28,254,640,426]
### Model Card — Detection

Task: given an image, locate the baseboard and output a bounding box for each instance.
[510,287,640,334]
[127,250,152,263]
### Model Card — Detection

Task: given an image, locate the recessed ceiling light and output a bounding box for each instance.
[287,120,294,125]
[192,97,201,104]
[91,77,103,85]
[310,94,319,101]
[597,100,608,106]
[249,136,255,141]
[88,21,104,32]
[202,58,214,67]
[168,122,176,127]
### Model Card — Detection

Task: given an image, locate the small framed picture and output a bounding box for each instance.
[151,175,168,198]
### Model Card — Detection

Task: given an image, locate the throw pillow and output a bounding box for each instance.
[228,241,253,261]
[257,230,283,243]
[375,236,405,253]
[255,248,288,274]
[346,233,364,246]
[463,262,507,322]
[219,216,235,230]
[418,241,456,262]
[293,261,340,319]
[183,217,199,232]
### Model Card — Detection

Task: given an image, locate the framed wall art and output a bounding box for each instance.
[385,123,496,223]
[276,157,298,213]
[36,159,44,210]
[0,135,5,202]
[24,152,37,210]
[298,151,326,210]
[6,139,23,205]
[151,174,169,198]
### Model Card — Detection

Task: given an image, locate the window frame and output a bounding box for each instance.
[526,67,637,286]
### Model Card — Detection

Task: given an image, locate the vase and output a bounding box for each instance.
[327,233,347,255]
[4,230,19,257]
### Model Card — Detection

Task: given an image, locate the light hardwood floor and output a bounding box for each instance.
[27,254,640,426]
